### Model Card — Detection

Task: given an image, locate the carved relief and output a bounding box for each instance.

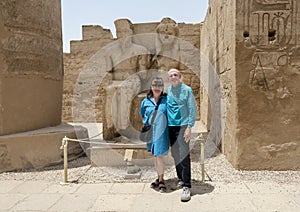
[243,0,299,99]
[289,47,300,74]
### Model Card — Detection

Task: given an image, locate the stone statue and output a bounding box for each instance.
[152,17,184,71]
[104,19,150,140]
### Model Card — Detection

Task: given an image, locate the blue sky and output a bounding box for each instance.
[61,0,209,53]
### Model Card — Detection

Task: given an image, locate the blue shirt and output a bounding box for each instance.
[167,82,196,127]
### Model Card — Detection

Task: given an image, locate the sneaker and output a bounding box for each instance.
[170,180,184,190]
[181,187,191,202]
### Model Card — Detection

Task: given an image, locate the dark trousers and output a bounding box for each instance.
[169,126,191,188]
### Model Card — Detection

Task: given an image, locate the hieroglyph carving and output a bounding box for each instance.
[242,0,299,99]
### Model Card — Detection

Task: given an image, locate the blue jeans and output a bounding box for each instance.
[169,125,191,188]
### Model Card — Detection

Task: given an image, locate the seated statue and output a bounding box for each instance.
[103,19,150,140]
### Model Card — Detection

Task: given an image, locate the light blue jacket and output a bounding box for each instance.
[140,95,169,156]
[167,82,196,127]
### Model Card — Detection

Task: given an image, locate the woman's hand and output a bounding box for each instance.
[183,127,191,143]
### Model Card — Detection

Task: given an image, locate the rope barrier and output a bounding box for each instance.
[60,134,206,184]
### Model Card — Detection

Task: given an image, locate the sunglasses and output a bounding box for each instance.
[151,84,164,88]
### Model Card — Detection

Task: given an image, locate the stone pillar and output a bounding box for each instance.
[0,0,63,135]
[0,0,87,173]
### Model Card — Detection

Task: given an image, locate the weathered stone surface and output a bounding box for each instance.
[201,0,300,170]
[0,124,88,172]
[0,0,63,135]
[82,25,113,40]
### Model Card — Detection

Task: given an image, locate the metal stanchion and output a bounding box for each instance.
[60,136,69,185]
[200,142,205,182]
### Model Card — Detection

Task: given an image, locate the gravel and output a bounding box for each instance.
[0,153,299,185]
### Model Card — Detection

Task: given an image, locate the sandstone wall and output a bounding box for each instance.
[202,0,300,170]
[62,25,114,122]
[235,0,300,170]
[62,21,201,123]
[0,0,63,135]
[201,0,237,160]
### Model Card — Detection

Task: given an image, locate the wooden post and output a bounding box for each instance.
[200,142,205,182]
[60,136,69,184]
[63,140,68,183]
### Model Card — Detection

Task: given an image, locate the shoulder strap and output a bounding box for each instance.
[147,96,163,110]
[155,96,163,110]
[149,96,163,125]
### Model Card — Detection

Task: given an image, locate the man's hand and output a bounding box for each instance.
[184,127,191,143]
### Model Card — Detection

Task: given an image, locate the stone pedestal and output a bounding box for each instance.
[0,124,88,172]
[90,143,174,167]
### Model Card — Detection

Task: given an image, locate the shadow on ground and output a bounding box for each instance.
[150,178,214,195]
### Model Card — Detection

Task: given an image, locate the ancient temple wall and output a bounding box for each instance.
[201,0,237,162]
[235,0,300,170]
[0,0,63,135]
[62,25,114,122]
[202,0,300,170]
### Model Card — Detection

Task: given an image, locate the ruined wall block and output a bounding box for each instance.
[82,25,113,41]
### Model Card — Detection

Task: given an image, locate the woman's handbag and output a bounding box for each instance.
[139,97,162,142]
[140,124,152,142]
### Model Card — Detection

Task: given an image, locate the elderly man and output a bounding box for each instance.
[167,68,196,202]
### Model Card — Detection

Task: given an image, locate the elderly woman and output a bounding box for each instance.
[140,77,169,192]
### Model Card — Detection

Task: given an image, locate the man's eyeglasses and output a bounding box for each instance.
[169,73,179,77]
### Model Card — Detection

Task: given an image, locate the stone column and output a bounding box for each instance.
[0,0,87,173]
[0,0,63,135]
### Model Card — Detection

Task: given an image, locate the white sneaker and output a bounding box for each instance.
[181,187,191,202]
